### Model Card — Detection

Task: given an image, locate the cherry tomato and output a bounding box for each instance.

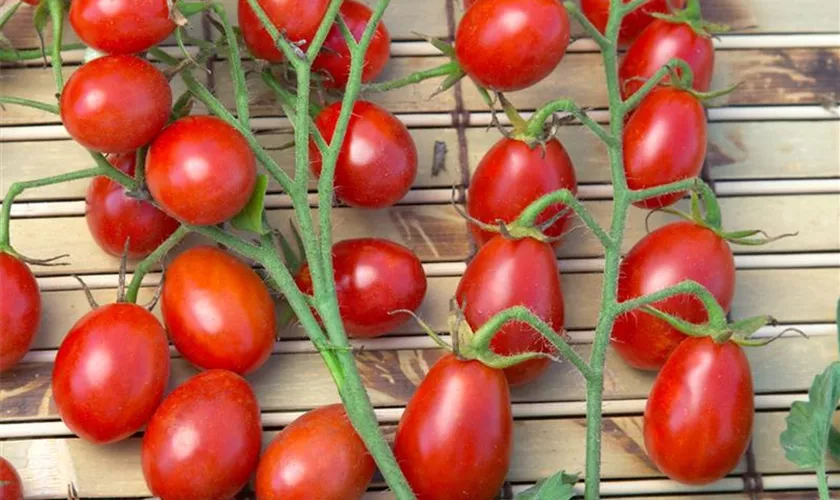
[52,303,170,444]
[142,370,262,500]
[456,236,564,386]
[69,0,175,55]
[619,19,714,99]
[311,0,390,90]
[580,0,686,46]
[238,0,329,62]
[394,354,511,499]
[624,87,706,208]
[256,404,374,500]
[295,238,427,338]
[146,116,257,225]
[310,101,417,208]
[645,336,754,484]
[467,137,577,247]
[162,246,276,375]
[611,221,735,370]
[60,55,172,154]
[85,153,179,259]
[0,253,40,373]
[0,456,23,500]
[455,0,570,92]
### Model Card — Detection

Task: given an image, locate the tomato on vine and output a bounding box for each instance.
[644,336,754,484]
[52,303,170,444]
[256,404,375,500]
[0,254,40,373]
[60,55,172,154]
[239,0,330,62]
[69,0,176,55]
[611,221,735,370]
[0,457,23,500]
[581,0,687,45]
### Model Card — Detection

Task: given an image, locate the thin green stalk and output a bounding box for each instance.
[562,1,610,49]
[525,99,615,146]
[0,96,59,114]
[363,61,459,92]
[629,177,698,202]
[134,148,148,186]
[816,465,830,499]
[260,70,328,149]
[0,43,86,62]
[0,1,21,29]
[45,0,64,92]
[212,4,250,129]
[123,226,190,304]
[305,0,345,60]
[244,0,308,67]
[620,58,693,113]
[514,189,613,248]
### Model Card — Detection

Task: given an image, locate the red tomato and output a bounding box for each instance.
[467,137,577,246]
[580,0,686,45]
[295,238,427,338]
[619,19,714,99]
[624,87,706,208]
[141,370,262,500]
[645,336,754,484]
[60,55,172,154]
[146,116,257,225]
[0,254,40,373]
[310,101,417,208]
[312,0,390,89]
[612,221,735,370]
[85,153,179,259]
[162,246,276,375]
[69,0,175,54]
[456,236,564,386]
[52,303,170,443]
[255,404,375,500]
[394,354,511,499]
[238,0,329,62]
[0,456,23,500]
[455,0,570,92]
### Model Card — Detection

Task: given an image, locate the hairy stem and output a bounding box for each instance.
[0,96,59,114]
[363,61,460,93]
[514,189,613,248]
[123,226,190,304]
[525,99,615,146]
[0,43,87,62]
[46,0,64,92]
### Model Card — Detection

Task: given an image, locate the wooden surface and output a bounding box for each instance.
[1,0,839,498]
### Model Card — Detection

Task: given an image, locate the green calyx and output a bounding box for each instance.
[642,306,787,346]
[650,0,730,38]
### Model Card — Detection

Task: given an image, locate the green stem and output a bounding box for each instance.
[123,226,190,304]
[134,148,148,186]
[0,96,59,114]
[0,43,86,62]
[562,1,610,49]
[363,61,460,93]
[0,1,21,29]
[817,464,830,500]
[212,4,250,129]
[620,58,693,113]
[45,0,64,92]
[629,177,698,202]
[525,99,615,146]
[514,189,613,248]
[244,0,308,66]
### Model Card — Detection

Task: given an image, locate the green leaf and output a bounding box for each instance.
[780,361,840,469]
[829,426,840,462]
[515,471,579,500]
[231,174,269,235]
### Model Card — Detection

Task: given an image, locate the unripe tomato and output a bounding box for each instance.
[0,253,41,373]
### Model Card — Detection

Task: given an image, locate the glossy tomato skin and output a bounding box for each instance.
[60,55,172,154]
[645,337,754,484]
[146,116,257,225]
[467,137,577,246]
[312,1,390,90]
[455,0,570,91]
[85,153,179,259]
[142,370,262,500]
[457,236,564,386]
[0,456,23,500]
[612,222,735,370]
[52,303,170,443]
[394,354,512,500]
[255,404,375,500]
[624,87,706,208]
[0,254,41,373]
[162,246,276,375]
[238,0,329,62]
[69,0,175,54]
[295,238,426,338]
[310,101,417,208]
[580,0,686,45]
[619,19,714,99]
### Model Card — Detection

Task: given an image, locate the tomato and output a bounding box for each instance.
[69,0,175,55]
[146,116,257,225]
[85,153,179,259]
[19,0,38,5]
[624,87,706,209]
[0,254,40,373]
[394,354,511,499]
[238,0,329,62]
[312,0,390,90]
[0,456,23,500]
[52,303,170,444]
[256,404,374,500]
[645,336,754,484]
[295,238,427,338]
[162,246,276,375]
[580,0,686,45]
[455,0,570,92]
[60,55,172,154]
[467,137,577,247]
[310,101,417,208]
[141,370,262,500]
[611,221,735,370]
[456,236,564,386]
[619,19,714,99]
